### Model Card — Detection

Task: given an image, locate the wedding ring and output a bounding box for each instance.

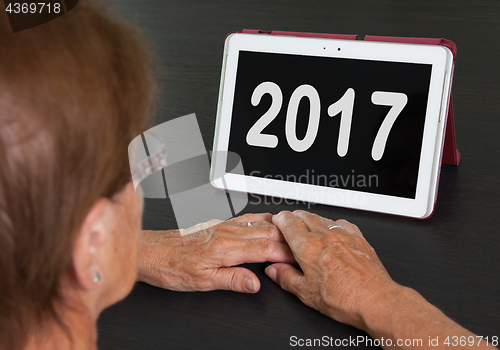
[248,221,254,227]
[327,224,341,230]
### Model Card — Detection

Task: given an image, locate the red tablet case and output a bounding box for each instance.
[240,29,460,167]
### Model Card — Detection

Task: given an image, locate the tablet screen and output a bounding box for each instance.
[226,51,432,199]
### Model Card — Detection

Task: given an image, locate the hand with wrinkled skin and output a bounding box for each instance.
[265,210,396,329]
[266,210,494,350]
[137,213,295,293]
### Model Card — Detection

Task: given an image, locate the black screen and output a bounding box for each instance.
[226,51,432,199]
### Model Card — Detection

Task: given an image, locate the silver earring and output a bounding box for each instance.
[93,271,101,283]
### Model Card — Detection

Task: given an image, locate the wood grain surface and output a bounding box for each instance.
[97,1,500,349]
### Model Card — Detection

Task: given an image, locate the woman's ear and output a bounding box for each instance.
[72,198,110,291]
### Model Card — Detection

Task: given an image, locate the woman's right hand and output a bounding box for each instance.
[265,210,401,330]
[266,210,494,350]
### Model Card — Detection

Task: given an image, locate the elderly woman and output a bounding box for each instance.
[0,2,493,350]
[0,2,293,348]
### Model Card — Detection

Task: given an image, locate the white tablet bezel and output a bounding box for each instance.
[211,33,453,219]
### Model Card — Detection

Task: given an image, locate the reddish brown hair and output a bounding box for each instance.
[0,1,156,349]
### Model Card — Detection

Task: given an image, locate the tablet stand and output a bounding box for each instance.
[240,29,460,166]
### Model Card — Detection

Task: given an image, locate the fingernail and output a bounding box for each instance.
[265,266,277,282]
[244,278,257,292]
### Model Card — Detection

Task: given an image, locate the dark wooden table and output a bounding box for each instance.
[97,1,500,349]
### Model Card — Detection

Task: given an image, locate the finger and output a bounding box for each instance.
[217,238,296,266]
[318,218,365,249]
[321,217,342,230]
[272,211,310,248]
[228,213,273,224]
[265,263,304,296]
[211,267,261,293]
[320,217,351,235]
[335,219,364,238]
[294,211,365,239]
[293,210,328,232]
[321,218,349,235]
[222,221,286,243]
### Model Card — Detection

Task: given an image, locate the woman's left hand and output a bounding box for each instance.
[137,213,296,293]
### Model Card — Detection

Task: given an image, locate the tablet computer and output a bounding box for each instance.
[210,33,454,219]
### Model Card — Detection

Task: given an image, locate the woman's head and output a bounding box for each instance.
[0,1,156,348]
